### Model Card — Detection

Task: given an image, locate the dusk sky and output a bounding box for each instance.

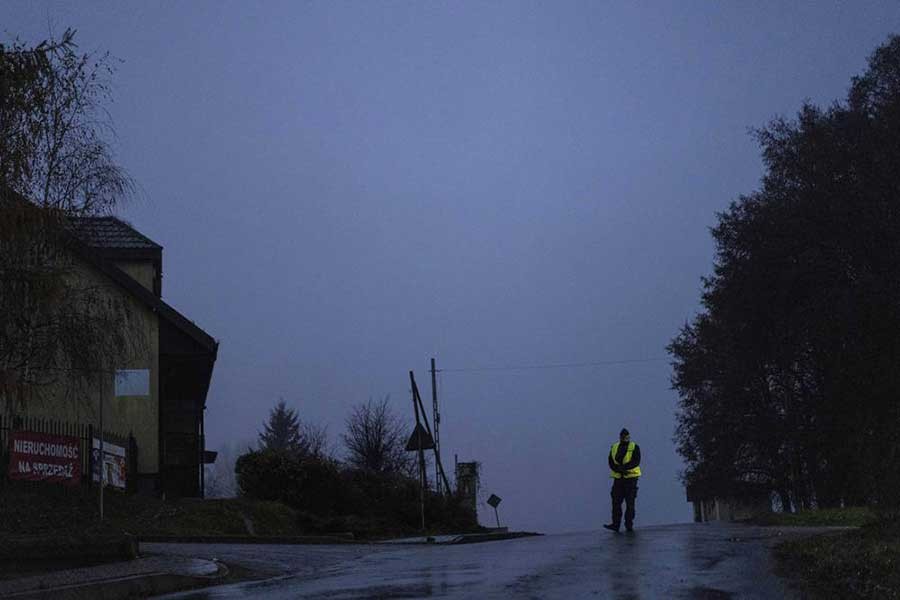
[4,2,899,533]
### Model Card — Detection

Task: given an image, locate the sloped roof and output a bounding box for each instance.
[65,217,216,355]
[1,189,216,356]
[71,240,218,354]
[67,216,162,250]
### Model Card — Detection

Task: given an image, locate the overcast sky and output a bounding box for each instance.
[4,2,900,532]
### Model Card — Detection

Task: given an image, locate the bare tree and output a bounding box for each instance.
[342,395,415,477]
[0,30,138,409]
[1,28,133,214]
[203,440,245,498]
[302,421,331,460]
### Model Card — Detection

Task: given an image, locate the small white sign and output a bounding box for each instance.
[115,369,150,397]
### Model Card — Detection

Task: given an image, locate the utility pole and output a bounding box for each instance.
[430,357,441,495]
[410,373,451,494]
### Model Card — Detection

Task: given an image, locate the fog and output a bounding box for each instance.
[5,1,899,532]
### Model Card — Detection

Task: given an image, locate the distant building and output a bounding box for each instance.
[455,460,480,518]
[5,215,218,497]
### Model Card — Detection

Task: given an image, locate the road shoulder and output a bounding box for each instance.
[0,555,226,600]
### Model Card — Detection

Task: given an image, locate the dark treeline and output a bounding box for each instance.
[669,35,900,514]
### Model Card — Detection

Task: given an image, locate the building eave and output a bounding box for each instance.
[67,229,218,355]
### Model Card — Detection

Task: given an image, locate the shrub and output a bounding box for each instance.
[292,457,344,515]
[235,449,303,503]
[237,449,479,535]
[236,449,346,516]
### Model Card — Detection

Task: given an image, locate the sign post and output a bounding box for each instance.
[487,494,503,528]
[99,375,104,521]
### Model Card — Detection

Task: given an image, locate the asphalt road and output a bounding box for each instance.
[147,523,820,599]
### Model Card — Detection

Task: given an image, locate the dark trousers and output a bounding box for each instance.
[611,477,638,529]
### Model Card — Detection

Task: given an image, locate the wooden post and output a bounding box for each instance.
[87,424,93,487]
[409,371,425,531]
[128,434,138,495]
[410,377,451,494]
[98,373,104,521]
[418,443,426,530]
[430,358,441,495]
[199,410,205,499]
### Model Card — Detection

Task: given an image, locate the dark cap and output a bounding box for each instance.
[620,428,630,437]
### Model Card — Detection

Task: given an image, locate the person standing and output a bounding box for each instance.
[603,428,641,533]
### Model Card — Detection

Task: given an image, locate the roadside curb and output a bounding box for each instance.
[449,531,542,544]
[2,572,215,600]
[378,531,542,545]
[139,534,360,545]
[0,557,227,600]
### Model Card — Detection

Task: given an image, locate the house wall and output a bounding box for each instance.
[114,261,156,294]
[7,256,160,477]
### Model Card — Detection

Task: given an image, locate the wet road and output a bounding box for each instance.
[149,523,817,599]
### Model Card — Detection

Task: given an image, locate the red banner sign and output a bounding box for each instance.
[9,431,81,485]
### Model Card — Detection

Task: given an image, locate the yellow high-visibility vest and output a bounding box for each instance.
[610,441,642,479]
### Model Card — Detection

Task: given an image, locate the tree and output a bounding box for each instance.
[0,30,138,410]
[669,34,900,513]
[301,421,331,460]
[1,29,132,213]
[342,396,415,476]
[203,440,246,498]
[259,399,304,454]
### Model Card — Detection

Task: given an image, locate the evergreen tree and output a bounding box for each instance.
[259,399,305,455]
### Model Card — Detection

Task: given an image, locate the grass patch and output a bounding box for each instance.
[0,483,303,539]
[776,519,900,599]
[750,506,876,527]
[106,496,301,537]
[0,483,123,538]
[0,482,481,542]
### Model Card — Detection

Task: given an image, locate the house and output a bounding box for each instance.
[5,213,218,498]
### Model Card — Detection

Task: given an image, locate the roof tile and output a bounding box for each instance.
[67,217,162,250]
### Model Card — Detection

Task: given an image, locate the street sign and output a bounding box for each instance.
[487,493,503,527]
[405,422,435,451]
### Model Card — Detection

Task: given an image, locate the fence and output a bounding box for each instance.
[0,414,137,492]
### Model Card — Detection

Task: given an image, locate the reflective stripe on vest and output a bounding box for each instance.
[610,441,642,479]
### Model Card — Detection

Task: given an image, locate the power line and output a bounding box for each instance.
[440,357,669,373]
[187,356,671,376]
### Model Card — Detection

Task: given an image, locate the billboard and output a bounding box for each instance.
[8,431,81,485]
[92,438,127,490]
